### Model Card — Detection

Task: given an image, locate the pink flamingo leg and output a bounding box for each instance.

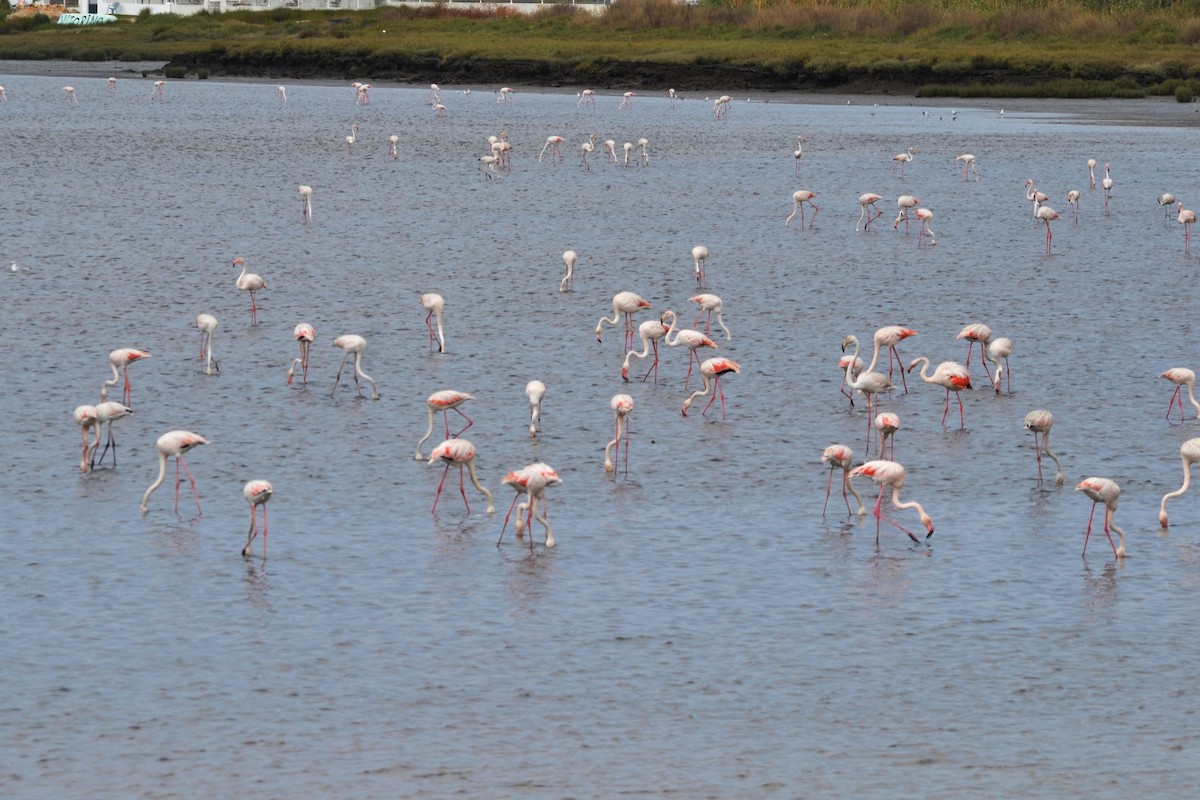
[889,346,909,393]
[1082,501,1097,556]
[498,494,522,545]
[457,466,471,513]
[249,291,258,325]
[173,457,202,515]
[640,340,659,384]
[261,505,269,558]
[122,366,133,406]
[1033,434,1044,485]
[822,466,836,516]
[432,464,452,512]
[1167,386,1183,420]
[1103,510,1118,557]
[623,418,630,477]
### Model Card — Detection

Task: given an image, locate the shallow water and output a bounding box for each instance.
[3,64,1200,798]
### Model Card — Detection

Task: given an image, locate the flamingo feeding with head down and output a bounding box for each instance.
[139,430,209,515]
[498,463,561,550]
[331,335,379,400]
[1159,438,1200,527]
[821,444,866,517]
[956,153,978,181]
[604,394,634,475]
[560,249,577,293]
[691,245,710,286]
[287,323,315,386]
[232,257,267,325]
[908,356,973,429]
[103,348,150,407]
[838,352,864,408]
[1177,203,1196,253]
[841,335,894,449]
[856,193,883,231]
[1088,158,1097,189]
[596,292,652,352]
[74,405,99,473]
[849,460,934,546]
[298,185,313,221]
[1024,410,1064,487]
[539,135,565,162]
[689,294,731,340]
[986,337,1013,393]
[894,195,919,232]
[660,309,718,389]
[196,313,219,376]
[526,380,546,437]
[89,401,132,470]
[241,480,273,558]
[956,323,994,383]
[915,208,936,246]
[421,293,446,353]
[578,89,595,108]
[682,357,740,419]
[621,318,669,384]
[1077,477,1125,558]
[1161,368,1200,421]
[874,412,900,459]
[785,190,819,228]
[429,438,494,515]
[872,325,917,393]
[1067,190,1081,223]
[414,390,474,461]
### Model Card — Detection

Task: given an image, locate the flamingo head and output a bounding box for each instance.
[841,334,858,353]
[921,513,934,538]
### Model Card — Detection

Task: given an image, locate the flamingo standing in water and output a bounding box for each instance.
[578,89,595,107]
[1088,158,1097,189]
[604,394,634,475]
[277,85,286,103]
[0,86,7,101]
[792,135,806,175]
[622,318,668,383]
[1024,410,1064,487]
[915,208,936,246]
[62,86,78,105]
[298,185,313,221]
[89,401,132,470]
[956,323,994,383]
[331,335,379,400]
[1036,205,1061,254]
[1159,192,1177,220]
[893,195,919,232]
[1177,203,1196,254]
[660,309,718,388]
[498,463,561,550]
[1067,190,1081,224]
[526,380,546,437]
[682,357,740,418]
[196,313,219,376]
[714,95,732,118]
[691,245,710,286]
[559,249,577,293]
[151,80,165,100]
[848,460,935,546]
[1077,477,1126,558]
[841,335,894,449]
[74,405,99,474]
[821,444,866,517]
[785,190,819,228]
[838,352,864,408]
[689,294,731,340]
[241,480,273,558]
[421,293,446,353]
[497,86,514,104]
[233,257,266,325]
[287,323,315,386]
[856,193,883,231]
[872,325,917,393]
[429,439,494,515]
[580,135,595,170]
[1159,438,1200,527]
[1025,179,1049,216]
[891,147,916,176]
[619,91,635,109]
[139,430,209,515]
[596,292,652,351]
[345,123,359,154]
[986,337,1013,393]
[955,153,978,180]
[539,135,566,162]
[414,390,473,460]
[388,135,399,160]
[874,412,900,459]
[1161,367,1200,421]
[908,356,973,429]
[108,77,117,92]
[1101,162,1114,212]
[103,348,150,407]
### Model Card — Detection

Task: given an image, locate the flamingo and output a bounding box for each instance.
[497,86,513,104]
[622,142,634,167]
[691,245,710,286]
[196,313,219,377]
[89,401,132,470]
[604,394,634,475]
[986,337,1013,393]
[660,309,718,389]
[838,353,864,408]
[232,257,266,325]
[345,122,359,154]
[893,195,919,232]
[604,139,618,163]
[875,412,900,459]
[108,77,117,93]
[388,135,399,161]
[856,193,883,231]
[596,292,652,352]
[1024,410,1064,487]
[526,380,546,437]
[1161,368,1200,421]
[151,80,165,100]
[1036,206,1061,254]
[414,390,474,461]
[872,325,917,393]
[1077,478,1126,558]
[429,439,494,515]
[621,318,668,383]
[1178,203,1196,253]
[0,86,7,101]
[433,102,447,118]
[74,405,99,474]
[956,153,978,181]
[891,147,916,176]
[287,323,315,386]
[689,294,731,340]
[713,95,731,118]
[1025,179,1049,216]
[539,135,565,163]
[580,135,595,170]
[103,348,150,407]
[578,89,595,108]
[619,91,635,109]
[1159,438,1200,527]
[792,135,806,175]
[785,190,820,228]
[62,86,77,105]
[682,357,740,419]
[1088,158,1097,189]
[355,83,371,105]
[559,249,577,293]
[821,444,866,517]
[139,430,209,515]
[669,87,677,106]
[841,335,894,449]
[428,83,440,102]
[479,153,500,178]
[298,184,313,221]
[421,293,446,353]
[907,356,973,429]
[1159,192,1177,220]
[956,323,994,383]
[331,335,379,400]
[498,463,561,550]
[638,138,650,166]
[277,85,286,103]
[915,208,936,246]
[1101,162,1114,211]
[241,480,273,558]
[848,460,935,546]
[1067,189,1081,223]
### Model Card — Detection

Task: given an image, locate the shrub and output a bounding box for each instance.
[163,65,186,78]
[1177,84,1194,102]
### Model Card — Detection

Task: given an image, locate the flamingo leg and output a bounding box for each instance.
[623,416,630,477]
[683,352,697,389]
[822,465,835,516]
[639,340,659,384]
[457,465,471,513]
[957,391,966,429]
[122,366,133,407]
[498,493,522,545]
[941,388,951,426]
[249,290,258,325]
[879,511,922,543]
[890,346,908,393]
[1033,433,1044,485]
[1168,386,1183,420]
[450,407,473,437]
[301,341,310,384]
[1103,511,1118,558]
[173,456,202,516]
[261,505,268,558]
[840,472,854,516]
[872,485,885,545]
[432,463,451,512]
[840,375,855,407]
[1082,501,1097,556]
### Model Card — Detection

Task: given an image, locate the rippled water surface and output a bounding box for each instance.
[4,63,1200,798]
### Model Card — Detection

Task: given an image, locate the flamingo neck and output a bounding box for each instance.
[140,451,169,512]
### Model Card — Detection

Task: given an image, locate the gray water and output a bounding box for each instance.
[3,63,1200,798]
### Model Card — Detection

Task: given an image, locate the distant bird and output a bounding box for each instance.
[1067,189,1081,223]
[986,337,1013,393]
[638,138,650,166]
[298,184,313,221]
[421,293,446,353]
[1077,477,1125,558]
[139,430,209,515]
[196,313,219,377]
[526,380,546,437]
[1159,438,1200,527]
[622,141,634,167]
[62,86,77,105]
[107,77,117,92]
[689,293,731,340]
[580,134,595,170]
[479,153,500,178]
[785,190,819,228]
[874,412,900,459]
[838,352,864,408]
[1101,162,1114,211]
[893,195,919,232]
[955,153,978,180]
[619,91,635,109]
[287,323,315,386]
[103,348,150,407]
[74,405,99,474]
[498,463,561,550]
[559,249,577,293]
[414,390,473,461]
[856,193,883,231]
[388,135,399,161]
[578,89,595,108]
[151,80,165,100]
[713,95,731,118]
[907,356,973,429]
[497,86,514,104]
[1035,206,1061,254]
[1161,367,1200,421]
[277,85,286,103]
[821,444,866,517]
[792,135,806,174]
[241,480,273,558]
[955,323,994,383]
[1024,410,1064,487]
[429,438,494,515]
[232,256,266,325]
[0,86,7,101]
[872,325,917,393]
[849,460,934,546]
[691,245,710,286]
[596,292,652,351]
[604,394,634,475]
[841,335,894,449]
[1178,203,1196,253]
[915,208,936,246]
[331,334,379,400]
[539,135,565,162]
[345,122,359,154]
[622,318,668,384]
[1159,192,1177,220]
[669,87,677,106]
[891,147,916,176]
[682,357,740,419]
[1087,158,1097,189]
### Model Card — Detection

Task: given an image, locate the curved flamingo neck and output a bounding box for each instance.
[140,451,168,512]
[908,356,935,382]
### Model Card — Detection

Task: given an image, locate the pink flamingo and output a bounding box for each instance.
[429,438,494,515]
[287,323,315,386]
[915,208,936,246]
[907,356,973,429]
[1178,203,1196,254]
[838,352,864,408]
[233,257,267,325]
[539,135,565,162]
[197,313,219,376]
[714,95,732,118]
[986,337,1013,393]
[849,460,935,546]
[841,335,894,450]
[90,401,133,470]
[139,430,209,515]
[622,318,668,383]
[1088,158,1097,189]
[691,245,710,286]
[689,293,731,340]
[103,348,150,407]
[596,292,652,352]
[1101,162,1113,212]
[241,480,273,558]
[580,135,595,170]
[1024,410,1064,487]
[875,412,900,459]
[856,193,883,231]
[872,325,917,393]
[74,405,99,474]
[1159,438,1200,527]
[1025,179,1049,216]
[682,357,740,418]
[893,195,919,232]
[785,190,819,228]
[414,390,474,460]
[62,86,78,105]
[151,80,165,100]
[1161,368,1200,421]
[277,85,286,103]
[497,87,513,104]
[560,249,577,293]
[956,153,978,181]
[331,335,379,400]
[578,89,595,108]
[956,323,994,383]
[526,380,546,437]
[891,147,916,177]
[1036,205,1060,254]
[1159,192,1176,220]
[1077,477,1126,558]
[618,91,635,109]
[498,463,561,550]
[821,444,866,517]
[1067,190,1081,224]
[604,394,634,475]
[421,293,446,353]
[388,135,399,160]
[660,309,718,388]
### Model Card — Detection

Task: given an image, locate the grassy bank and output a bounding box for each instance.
[4,0,1200,97]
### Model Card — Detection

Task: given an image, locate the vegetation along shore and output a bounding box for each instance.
[5,0,1200,99]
